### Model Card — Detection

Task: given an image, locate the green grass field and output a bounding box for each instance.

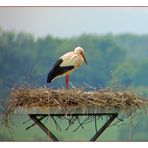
[0,114,122,141]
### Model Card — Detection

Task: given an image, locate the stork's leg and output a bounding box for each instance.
[66,74,69,89]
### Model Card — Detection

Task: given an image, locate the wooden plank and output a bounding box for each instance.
[28,113,118,141]
[29,114,59,141]
[90,113,118,141]
[14,106,122,114]
[26,115,48,130]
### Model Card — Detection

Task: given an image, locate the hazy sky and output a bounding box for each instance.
[0,7,148,38]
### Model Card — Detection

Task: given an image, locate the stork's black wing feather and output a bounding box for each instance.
[52,58,63,69]
[47,58,74,83]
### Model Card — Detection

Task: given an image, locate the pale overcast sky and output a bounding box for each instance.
[0,7,148,38]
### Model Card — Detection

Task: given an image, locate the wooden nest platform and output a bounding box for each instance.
[2,87,148,141]
[5,87,148,115]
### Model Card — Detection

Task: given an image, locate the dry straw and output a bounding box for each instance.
[5,86,148,115]
[2,86,148,133]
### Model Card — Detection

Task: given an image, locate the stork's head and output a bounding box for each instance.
[74,47,88,64]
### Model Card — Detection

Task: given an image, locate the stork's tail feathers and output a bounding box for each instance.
[47,71,54,83]
[47,59,63,83]
[47,66,74,83]
[47,58,75,83]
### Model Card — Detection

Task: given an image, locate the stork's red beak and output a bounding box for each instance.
[81,52,88,64]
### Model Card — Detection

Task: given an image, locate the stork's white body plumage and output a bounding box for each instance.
[60,51,84,73]
[47,47,87,88]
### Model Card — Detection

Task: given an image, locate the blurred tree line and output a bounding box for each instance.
[0,28,148,92]
[0,27,148,141]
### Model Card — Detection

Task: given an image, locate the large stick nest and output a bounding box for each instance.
[2,87,148,133]
[5,87,148,114]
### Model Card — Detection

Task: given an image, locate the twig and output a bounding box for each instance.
[129,113,133,141]
[73,116,90,132]
[112,122,128,128]
[70,81,76,89]
[62,116,71,123]
[109,120,122,128]
[83,82,96,90]
[65,116,77,131]
[94,116,98,133]
[51,116,61,131]
[81,119,92,125]
[109,115,125,128]
[23,118,32,124]
[76,117,84,129]
[98,83,103,89]
[43,115,49,125]
[25,115,48,130]
[117,117,124,121]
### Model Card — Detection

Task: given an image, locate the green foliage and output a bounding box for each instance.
[118,112,148,141]
[133,60,148,86]
[0,115,119,141]
[0,28,148,141]
[109,60,138,86]
[0,30,127,89]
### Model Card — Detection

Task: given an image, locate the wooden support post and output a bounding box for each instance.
[27,113,118,141]
[29,114,59,141]
[26,115,48,130]
[90,113,118,141]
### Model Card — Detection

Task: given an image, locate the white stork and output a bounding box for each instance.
[47,47,87,89]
